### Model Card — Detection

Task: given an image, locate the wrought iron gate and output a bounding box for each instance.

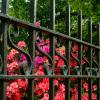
[0,0,100,100]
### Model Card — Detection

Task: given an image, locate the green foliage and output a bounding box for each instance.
[7,0,100,41]
[8,0,30,21]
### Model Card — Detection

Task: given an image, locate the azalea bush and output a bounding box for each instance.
[6,41,28,100]
[6,22,97,100]
[6,40,97,100]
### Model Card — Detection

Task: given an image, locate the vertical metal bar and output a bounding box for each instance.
[30,0,37,73]
[0,22,8,100]
[0,0,8,100]
[97,23,100,100]
[49,0,55,30]
[27,29,36,100]
[27,0,37,100]
[78,11,82,100]
[30,0,37,23]
[1,0,9,14]
[49,0,55,100]
[65,2,71,100]
[88,17,92,100]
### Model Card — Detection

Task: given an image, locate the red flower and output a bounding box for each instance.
[43,45,50,53]
[34,56,43,67]
[41,93,49,100]
[35,89,43,95]
[93,84,97,91]
[82,93,88,100]
[37,78,49,92]
[57,59,65,68]
[17,41,26,48]
[92,93,97,100]
[71,88,78,95]
[17,79,28,90]
[71,94,78,100]
[83,82,88,92]
[70,59,77,68]
[72,43,78,51]
[7,49,19,61]
[34,21,40,26]
[54,79,59,86]
[6,82,20,98]
[59,84,65,92]
[35,65,44,75]
[7,61,19,74]
[55,91,65,100]
[13,92,22,100]
[45,38,50,44]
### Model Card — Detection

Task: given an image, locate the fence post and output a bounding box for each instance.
[49,0,55,99]
[88,17,93,100]
[0,0,9,100]
[30,0,37,23]
[65,2,71,100]
[78,11,82,100]
[97,23,100,100]
[27,0,37,100]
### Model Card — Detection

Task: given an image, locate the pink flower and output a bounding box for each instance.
[35,78,49,97]
[20,54,27,61]
[71,88,78,95]
[43,45,50,53]
[7,53,14,60]
[17,41,26,48]
[37,78,49,92]
[34,21,40,26]
[82,93,88,100]
[35,69,44,75]
[59,84,65,92]
[10,49,19,55]
[41,93,49,100]
[35,65,44,75]
[17,79,28,90]
[54,79,59,86]
[34,56,43,67]
[71,94,78,100]
[83,82,88,92]
[35,89,43,95]
[43,56,49,64]
[54,55,59,60]
[6,86,12,98]
[59,46,65,55]
[72,43,78,51]
[92,93,97,100]
[7,49,19,61]
[6,82,20,98]
[7,61,19,74]
[13,92,22,100]
[45,39,50,44]
[57,59,65,68]
[93,84,97,91]
[55,91,65,100]
[70,59,77,68]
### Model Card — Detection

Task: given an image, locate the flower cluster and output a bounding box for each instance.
[6,41,28,100]
[33,35,97,100]
[6,38,97,100]
[6,79,28,100]
[6,22,97,100]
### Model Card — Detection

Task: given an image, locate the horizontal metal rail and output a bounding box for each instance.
[0,13,99,50]
[0,75,100,79]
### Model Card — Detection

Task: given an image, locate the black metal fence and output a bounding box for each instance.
[0,0,100,100]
